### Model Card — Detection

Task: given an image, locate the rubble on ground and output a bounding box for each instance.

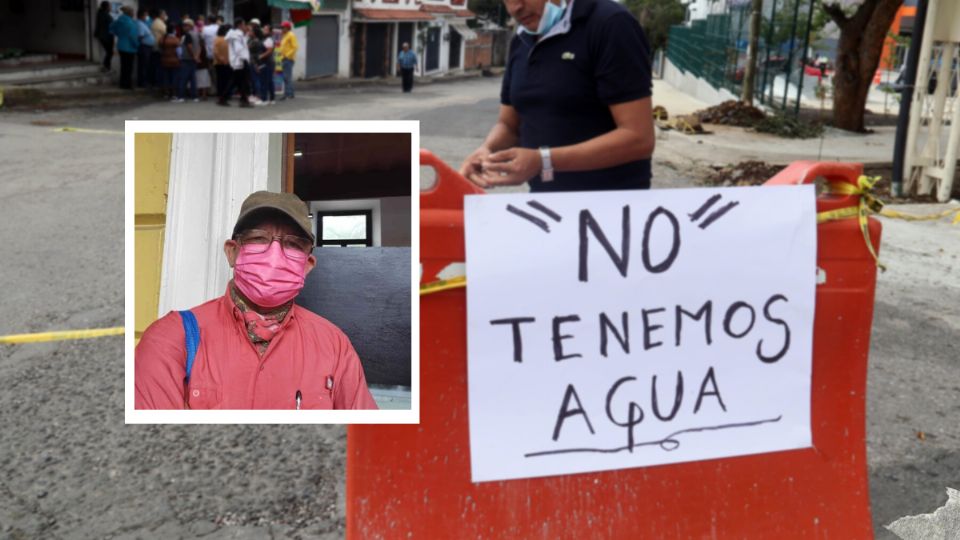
[694,100,766,127]
[703,160,786,187]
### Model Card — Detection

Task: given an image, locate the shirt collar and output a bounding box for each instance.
[515,0,583,42]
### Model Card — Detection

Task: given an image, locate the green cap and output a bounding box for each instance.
[233,191,315,243]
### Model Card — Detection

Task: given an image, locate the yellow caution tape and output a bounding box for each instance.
[0,327,125,345]
[53,127,124,135]
[420,276,466,296]
[816,175,960,272]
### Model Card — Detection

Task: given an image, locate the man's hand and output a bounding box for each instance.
[459,145,493,187]
[477,147,541,187]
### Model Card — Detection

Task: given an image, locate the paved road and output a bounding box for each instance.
[0,77,957,538]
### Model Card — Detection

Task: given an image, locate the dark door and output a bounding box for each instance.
[425,27,440,71]
[351,24,364,77]
[449,28,462,69]
[307,15,339,77]
[364,24,389,78]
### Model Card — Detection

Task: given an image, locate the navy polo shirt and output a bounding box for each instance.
[501,0,653,192]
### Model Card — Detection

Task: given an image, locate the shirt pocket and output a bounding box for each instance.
[299,388,334,410]
[186,386,222,410]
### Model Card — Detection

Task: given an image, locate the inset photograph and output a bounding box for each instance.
[126,121,417,422]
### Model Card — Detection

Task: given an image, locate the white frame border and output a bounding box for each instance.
[125,120,420,424]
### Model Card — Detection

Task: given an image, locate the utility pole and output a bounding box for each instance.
[741,0,763,105]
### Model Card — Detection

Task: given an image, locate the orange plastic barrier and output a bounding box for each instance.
[347,152,881,538]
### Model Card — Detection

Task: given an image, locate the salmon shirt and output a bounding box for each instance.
[135,288,378,410]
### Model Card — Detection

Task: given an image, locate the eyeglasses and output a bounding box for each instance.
[236,229,313,258]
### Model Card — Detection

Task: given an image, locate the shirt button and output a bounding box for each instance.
[259,365,265,371]
[192,390,200,397]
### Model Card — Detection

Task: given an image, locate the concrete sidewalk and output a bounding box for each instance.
[0,68,492,110]
[650,77,899,176]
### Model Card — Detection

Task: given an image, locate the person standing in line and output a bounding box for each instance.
[159,24,181,100]
[258,24,277,105]
[136,9,156,88]
[278,21,298,100]
[109,6,140,90]
[397,42,417,93]
[247,19,264,102]
[213,24,232,104]
[148,9,166,95]
[224,18,252,108]
[174,19,200,102]
[94,2,114,72]
[202,15,222,93]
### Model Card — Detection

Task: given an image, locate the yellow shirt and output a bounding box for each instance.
[279,32,298,61]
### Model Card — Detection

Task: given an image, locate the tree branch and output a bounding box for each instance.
[822,1,849,27]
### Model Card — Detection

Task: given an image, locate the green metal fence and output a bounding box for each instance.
[666,0,818,115]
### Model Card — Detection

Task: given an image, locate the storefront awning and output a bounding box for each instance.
[419,4,456,14]
[449,22,478,41]
[353,8,435,21]
[267,0,321,11]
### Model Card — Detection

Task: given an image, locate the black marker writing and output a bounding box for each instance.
[552,315,582,361]
[489,317,535,363]
[757,294,791,363]
[525,415,783,457]
[552,384,595,441]
[579,206,630,282]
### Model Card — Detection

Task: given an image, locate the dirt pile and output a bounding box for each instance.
[704,160,787,187]
[695,100,766,127]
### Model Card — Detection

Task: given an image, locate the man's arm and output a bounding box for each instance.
[135,312,188,409]
[479,98,654,186]
[332,332,378,410]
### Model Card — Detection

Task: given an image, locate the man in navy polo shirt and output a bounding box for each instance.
[459,0,655,192]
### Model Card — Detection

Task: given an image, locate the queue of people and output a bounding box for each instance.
[95,2,298,107]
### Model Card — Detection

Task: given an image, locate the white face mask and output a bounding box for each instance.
[521,0,567,36]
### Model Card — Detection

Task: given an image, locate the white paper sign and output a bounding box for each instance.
[464,186,817,483]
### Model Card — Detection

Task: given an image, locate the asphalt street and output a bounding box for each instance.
[0,77,957,539]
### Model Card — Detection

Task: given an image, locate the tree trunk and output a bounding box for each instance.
[741,0,763,105]
[828,0,904,132]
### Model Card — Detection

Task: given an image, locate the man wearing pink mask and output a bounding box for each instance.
[135,191,378,410]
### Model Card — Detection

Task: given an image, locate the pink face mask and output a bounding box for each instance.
[233,241,309,308]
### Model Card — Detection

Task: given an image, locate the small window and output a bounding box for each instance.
[317,210,373,247]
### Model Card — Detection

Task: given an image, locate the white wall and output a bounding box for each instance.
[338,12,352,77]
[380,196,411,247]
[293,25,308,80]
[159,133,276,313]
[663,57,739,106]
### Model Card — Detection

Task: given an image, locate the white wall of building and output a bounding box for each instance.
[663,57,739,106]
[159,133,279,313]
[338,12,352,77]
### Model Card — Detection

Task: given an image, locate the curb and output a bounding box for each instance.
[0,68,503,111]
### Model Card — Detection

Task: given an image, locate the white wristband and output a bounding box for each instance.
[539,146,554,182]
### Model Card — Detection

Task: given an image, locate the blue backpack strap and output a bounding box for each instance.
[178,310,200,382]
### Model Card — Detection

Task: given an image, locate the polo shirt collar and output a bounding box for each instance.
[516,0,595,43]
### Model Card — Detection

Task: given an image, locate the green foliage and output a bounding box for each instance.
[624,0,686,51]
